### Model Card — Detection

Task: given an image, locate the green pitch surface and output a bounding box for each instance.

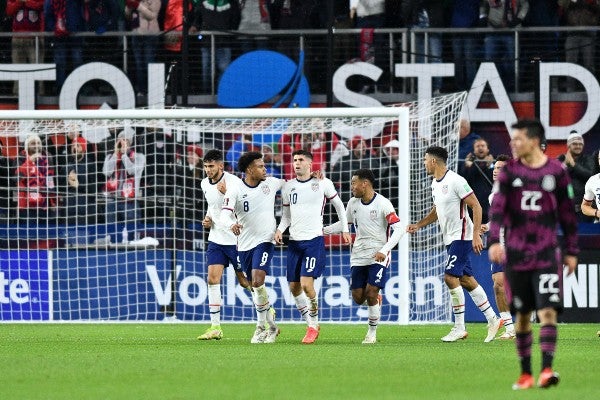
[1,323,598,400]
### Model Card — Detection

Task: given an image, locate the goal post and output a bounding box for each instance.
[0,93,466,324]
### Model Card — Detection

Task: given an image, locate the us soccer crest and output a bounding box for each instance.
[262,184,270,194]
[442,185,448,194]
[311,182,319,192]
[370,210,378,220]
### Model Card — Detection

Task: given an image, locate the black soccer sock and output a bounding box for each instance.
[539,324,557,370]
[516,331,533,375]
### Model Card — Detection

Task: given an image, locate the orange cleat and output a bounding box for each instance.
[537,368,560,389]
[512,373,534,390]
[302,326,320,344]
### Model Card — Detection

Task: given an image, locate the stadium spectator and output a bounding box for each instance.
[279,131,327,180]
[16,133,56,223]
[323,168,403,344]
[480,153,516,339]
[262,144,282,178]
[559,0,600,91]
[220,151,280,343]
[0,141,15,221]
[102,128,146,231]
[60,136,97,223]
[275,149,350,344]
[6,0,45,96]
[331,135,380,202]
[581,151,600,222]
[226,133,256,174]
[175,144,205,220]
[350,0,385,93]
[460,138,494,224]
[457,119,480,170]
[379,139,400,206]
[44,0,86,92]
[450,0,480,91]
[124,0,161,97]
[407,146,502,343]
[557,130,595,221]
[238,0,271,53]
[489,119,578,390]
[480,0,530,92]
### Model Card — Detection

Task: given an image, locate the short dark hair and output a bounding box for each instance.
[237,151,263,173]
[203,149,223,163]
[292,149,313,160]
[511,119,546,144]
[353,169,376,187]
[496,154,510,162]
[425,146,448,163]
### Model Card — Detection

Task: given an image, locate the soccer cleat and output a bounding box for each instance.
[263,326,281,344]
[498,330,516,340]
[197,325,223,340]
[441,327,468,342]
[484,317,503,343]
[250,326,267,344]
[362,333,377,344]
[537,368,560,389]
[512,373,535,390]
[302,326,320,344]
[264,306,276,329]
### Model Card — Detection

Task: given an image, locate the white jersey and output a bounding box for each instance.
[431,169,474,245]
[281,177,338,241]
[347,193,401,267]
[583,173,600,218]
[201,172,241,245]
[222,176,284,251]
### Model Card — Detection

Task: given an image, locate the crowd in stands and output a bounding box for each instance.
[0,1,600,97]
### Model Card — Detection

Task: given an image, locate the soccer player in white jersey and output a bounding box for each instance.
[407,146,502,342]
[324,169,404,344]
[275,150,351,344]
[581,151,600,223]
[196,149,251,340]
[220,151,281,344]
[481,154,516,339]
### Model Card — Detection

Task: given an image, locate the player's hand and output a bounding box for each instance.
[310,170,324,180]
[342,232,352,245]
[217,180,226,194]
[202,215,212,228]
[472,235,483,255]
[406,224,419,234]
[231,223,243,236]
[488,243,505,264]
[563,255,578,276]
[374,252,386,262]
[479,224,489,235]
[274,229,284,244]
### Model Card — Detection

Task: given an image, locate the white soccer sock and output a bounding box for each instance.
[500,311,515,332]
[294,292,311,325]
[449,286,466,330]
[367,304,380,334]
[252,285,270,327]
[308,296,319,328]
[469,285,497,322]
[208,284,221,327]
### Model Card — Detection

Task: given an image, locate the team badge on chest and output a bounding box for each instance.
[442,185,448,194]
[261,184,271,195]
[311,182,319,192]
[370,210,378,220]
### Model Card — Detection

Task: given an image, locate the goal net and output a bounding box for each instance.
[0,93,466,323]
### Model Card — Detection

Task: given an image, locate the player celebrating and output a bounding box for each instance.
[275,150,351,344]
[481,154,516,339]
[197,149,251,340]
[323,169,404,344]
[407,146,502,343]
[489,119,578,390]
[220,152,281,344]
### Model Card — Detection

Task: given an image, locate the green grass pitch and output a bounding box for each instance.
[1,323,598,400]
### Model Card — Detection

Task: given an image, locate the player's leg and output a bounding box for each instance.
[299,237,326,343]
[441,241,468,341]
[534,268,561,389]
[197,242,227,340]
[249,243,279,343]
[361,264,387,344]
[287,240,311,326]
[492,266,515,339]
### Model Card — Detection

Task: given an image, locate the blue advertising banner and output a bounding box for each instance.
[0,250,50,321]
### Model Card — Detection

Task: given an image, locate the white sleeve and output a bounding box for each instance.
[219,186,238,229]
[277,203,291,233]
[378,200,405,254]
[583,178,595,202]
[323,221,343,235]
[330,194,349,232]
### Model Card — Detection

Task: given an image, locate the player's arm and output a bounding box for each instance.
[324,199,352,235]
[375,212,405,262]
[463,192,483,254]
[275,202,290,244]
[219,187,242,235]
[488,174,508,264]
[202,208,212,229]
[330,194,351,244]
[581,179,597,218]
[406,206,437,233]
